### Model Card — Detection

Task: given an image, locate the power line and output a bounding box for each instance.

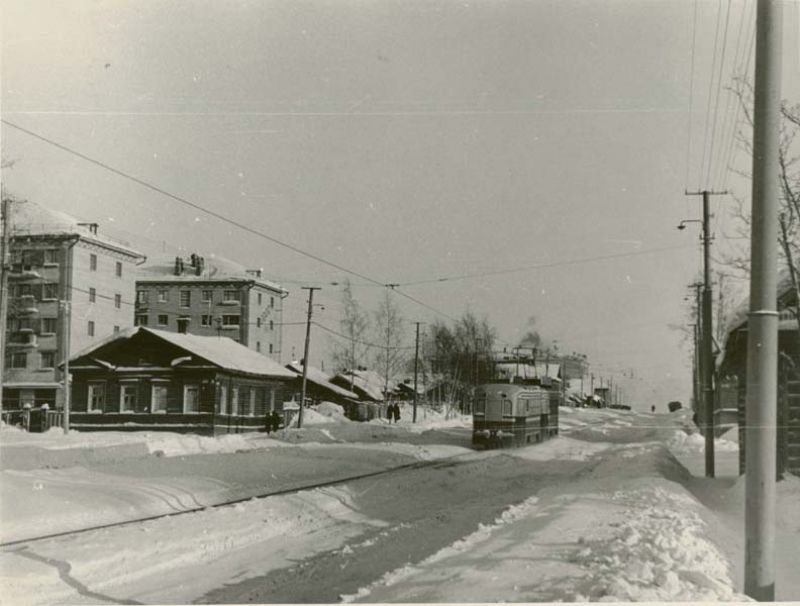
[700,0,725,189]
[393,244,696,287]
[1,119,385,288]
[705,0,735,187]
[685,0,701,190]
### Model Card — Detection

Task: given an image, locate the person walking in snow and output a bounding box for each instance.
[393,402,401,423]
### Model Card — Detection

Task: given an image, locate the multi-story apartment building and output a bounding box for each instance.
[2,201,145,409]
[134,254,286,361]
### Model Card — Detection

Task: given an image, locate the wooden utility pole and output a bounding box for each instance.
[0,198,12,418]
[745,0,782,599]
[413,322,421,423]
[684,189,727,478]
[298,286,320,430]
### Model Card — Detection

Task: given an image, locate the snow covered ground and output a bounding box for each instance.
[1,404,798,603]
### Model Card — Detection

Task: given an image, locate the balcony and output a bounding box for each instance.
[9,265,42,280]
[14,296,39,315]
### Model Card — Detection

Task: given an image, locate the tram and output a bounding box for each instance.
[472,383,560,449]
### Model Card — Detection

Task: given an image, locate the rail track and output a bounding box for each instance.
[0,451,484,550]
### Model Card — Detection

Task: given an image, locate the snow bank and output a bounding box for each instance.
[667,429,739,454]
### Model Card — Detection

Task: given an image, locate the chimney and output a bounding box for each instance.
[174,256,182,276]
[77,222,99,235]
[246,268,263,278]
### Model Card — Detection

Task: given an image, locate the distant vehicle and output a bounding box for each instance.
[668,401,683,413]
[472,383,560,449]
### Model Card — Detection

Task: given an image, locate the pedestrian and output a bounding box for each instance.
[393,403,401,423]
[651,405,655,413]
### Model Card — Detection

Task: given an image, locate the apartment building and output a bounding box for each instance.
[2,200,145,409]
[134,253,286,361]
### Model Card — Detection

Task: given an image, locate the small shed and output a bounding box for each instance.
[65,327,296,434]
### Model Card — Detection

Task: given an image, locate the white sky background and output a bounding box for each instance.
[2,0,799,409]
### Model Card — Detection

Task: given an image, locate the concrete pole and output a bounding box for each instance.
[745,0,782,599]
[298,287,319,430]
[0,199,11,418]
[413,322,420,423]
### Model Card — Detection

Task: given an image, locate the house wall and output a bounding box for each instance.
[69,367,290,434]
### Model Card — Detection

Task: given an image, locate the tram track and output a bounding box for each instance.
[0,450,484,550]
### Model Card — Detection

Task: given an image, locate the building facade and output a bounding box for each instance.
[134,254,286,361]
[67,327,296,434]
[3,201,145,410]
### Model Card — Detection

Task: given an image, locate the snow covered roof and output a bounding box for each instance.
[9,199,145,259]
[70,327,295,379]
[137,253,285,293]
[332,369,386,401]
[721,270,796,337]
[286,361,359,400]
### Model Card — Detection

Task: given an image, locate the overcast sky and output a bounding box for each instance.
[3,0,799,409]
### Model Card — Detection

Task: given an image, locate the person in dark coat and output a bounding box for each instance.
[393,403,401,423]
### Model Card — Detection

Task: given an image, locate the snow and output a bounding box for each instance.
[2,402,799,603]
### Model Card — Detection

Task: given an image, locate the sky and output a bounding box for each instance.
[2,0,800,410]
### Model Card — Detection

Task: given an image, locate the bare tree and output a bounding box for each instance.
[372,288,406,398]
[330,279,371,387]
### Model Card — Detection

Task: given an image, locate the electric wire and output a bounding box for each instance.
[684,0,701,190]
[704,0,734,187]
[699,0,726,189]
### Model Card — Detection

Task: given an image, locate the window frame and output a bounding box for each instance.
[180,290,191,308]
[120,383,138,413]
[151,383,168,414]
[88,382,105,413]
[183,384,201,414]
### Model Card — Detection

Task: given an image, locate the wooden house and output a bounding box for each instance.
[65,327,296,434]
[718,276,799,477]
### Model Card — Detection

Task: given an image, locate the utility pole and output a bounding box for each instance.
[60,300,72,433]
[298,286,320,430]
[0,198,12,418]
[413,322,421,423]
[684,189,727,478]
[745,0,782,599]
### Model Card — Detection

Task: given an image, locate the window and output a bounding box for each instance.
[180,290,191,308]
[114,294,121,309]
[158,314,169,326]
[151,384,168,413]
[257,318,262,328]
[248,389,256,416]
[258,293,262,305]
[88,383,105,412]
[113,325,120,334]
[42,283,58,300]
[40,352,56,368]
[88,320,95,336]
[40,318,57,334]
[201,315,212,327]
[135,314,148,326]
[116,261,122,277]
[502,399,513,417]
[269,320,274,331]
[231,387,239,415]
[256,341,261,353]
[223,290,239,303]
[136,290,149,305]
[201,289,213,303]
[222,315,240,327]
[184,384,200,413]
[7,352,27,369]
[269,343,273,354]
[217,384,227,414]
[89,288,96,303]
[157,290,168,303]
[474,396,486,415]
[120,384,137,412]
[90,253,97,271]
[43,249,59,265]
[270,296,275,308]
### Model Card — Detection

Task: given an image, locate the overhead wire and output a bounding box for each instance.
[704,0,735,187]
[699,0,726,189]
[684,0,701,191]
